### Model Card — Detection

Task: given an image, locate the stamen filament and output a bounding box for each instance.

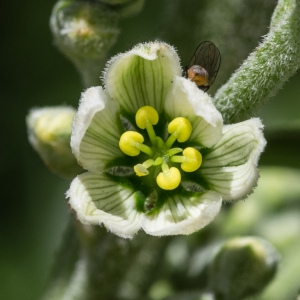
[153,157,163,166]
[170,155,185,163]
[161,162,170,173]
[146,122,157,145]
[165,132,178,149]
[155,136,164,149]
[143,159,155,169]
[136,143,154,156]
[167,147,183,157]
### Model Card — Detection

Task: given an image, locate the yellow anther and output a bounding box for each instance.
[165,117,192,149]
[134,164,149,176]
[181,147,202,172]
[134,159,154,176]
[156,165,181,190]
[168,117,192,142]
[119,131,147,156]
[135,106,159,129]
[120,108,200,190]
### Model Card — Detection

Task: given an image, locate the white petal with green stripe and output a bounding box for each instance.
[105,42,181,115]
[164,76,223,148]
[71,87,124,173]
[142,191,221,236]
[201,118,265,168]
[199,118,266,201]
[68,172,143,238]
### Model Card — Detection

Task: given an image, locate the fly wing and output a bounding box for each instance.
[190,41,221,88]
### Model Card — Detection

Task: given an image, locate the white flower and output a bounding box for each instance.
[67,41,266,238]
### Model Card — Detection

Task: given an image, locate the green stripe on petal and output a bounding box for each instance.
[67,172,143,238]
[164,76,223,148]
[199,118,266,201]
[199,160,259,202]
[202,118,266,168]
[142,191,221,236]
[71,87,124,173]
[105,42,181,115]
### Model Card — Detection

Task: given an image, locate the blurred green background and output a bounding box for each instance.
[1,0,300,299]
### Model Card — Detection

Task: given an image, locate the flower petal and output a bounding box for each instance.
[164,76,223,148]
[199,118,266,201]
[71,86,124,173]
[105,42,181,115]
[67,172,143,238]
[142,191,221,236]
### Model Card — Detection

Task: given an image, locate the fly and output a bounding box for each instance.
[183,41,221,92]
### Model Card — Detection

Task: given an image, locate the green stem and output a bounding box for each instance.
[42,216,171,300]
[41,218,87,300]
[214,0,300,124]
[73,57,107,88]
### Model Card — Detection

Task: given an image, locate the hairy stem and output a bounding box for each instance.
[42,217,171,300]
[214,0,300,124]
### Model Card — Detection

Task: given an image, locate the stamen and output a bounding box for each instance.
[155,136,164,149]
[165,117,192,148]
[167,147,183,157]
[134,164,149,176]
[136,106,159,145]
[153,157,163,166]
[156,163,181,190]
[118,106,201,191]
[119,131,153,156]
[171,147,202,172]
[134,159,154,176]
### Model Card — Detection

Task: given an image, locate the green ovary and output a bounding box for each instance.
[119,106,202,190]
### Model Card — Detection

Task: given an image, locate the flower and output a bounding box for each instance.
[67,41,266,238]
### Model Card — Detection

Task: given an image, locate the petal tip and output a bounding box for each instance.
[68,173,143,239]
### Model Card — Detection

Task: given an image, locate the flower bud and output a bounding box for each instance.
[209,237,279,300]
[26,106,83,178]
[50,0,120,86]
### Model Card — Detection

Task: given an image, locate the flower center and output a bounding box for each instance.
[119,106,202,190]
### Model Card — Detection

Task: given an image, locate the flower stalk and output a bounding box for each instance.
[42,218,171,300]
